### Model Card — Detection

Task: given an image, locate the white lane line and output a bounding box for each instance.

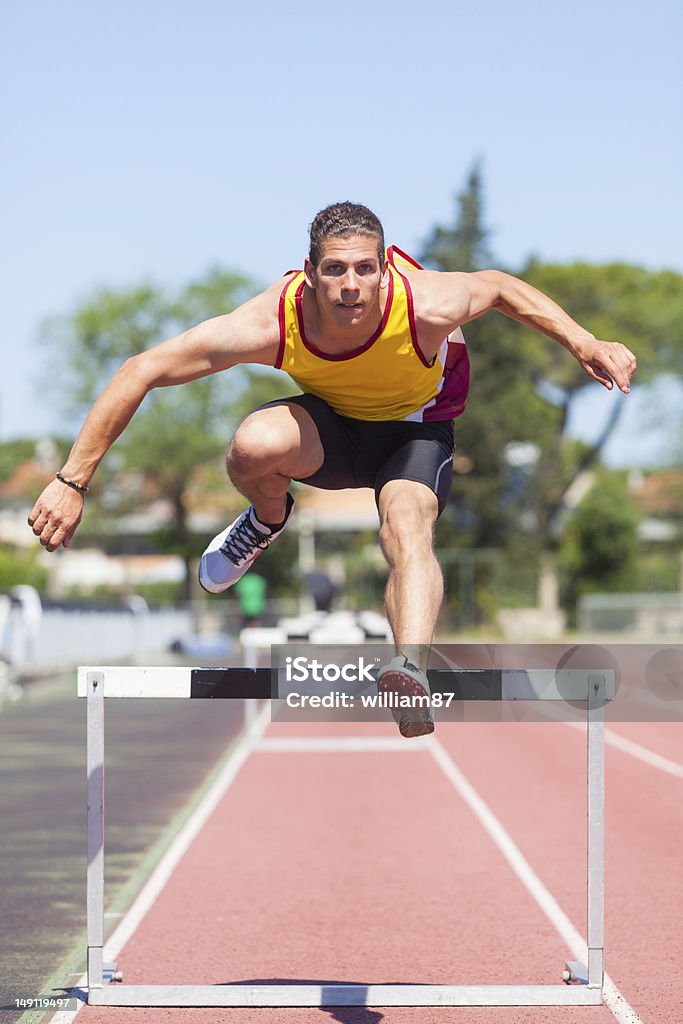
[602,978,650,1024]
[567,722,683,780]
[428,737,646,1024]
[255,736,428,752]
[48,704,271,1024]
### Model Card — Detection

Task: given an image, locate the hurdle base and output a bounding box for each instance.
[563,960,589,984]
[103,961,123,984]
[87,983,602,1007]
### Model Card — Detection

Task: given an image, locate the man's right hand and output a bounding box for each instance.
[28,479,85,552]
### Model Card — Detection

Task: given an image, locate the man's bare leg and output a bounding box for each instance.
[375,480,441,737]
[199,403,323,594]
[378,479,442,671]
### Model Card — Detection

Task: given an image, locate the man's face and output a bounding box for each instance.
[305,235,388,329]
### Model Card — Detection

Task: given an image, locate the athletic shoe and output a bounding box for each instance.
[376,654,434,739]
[199,493,294,594]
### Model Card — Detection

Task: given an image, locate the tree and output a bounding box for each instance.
[39,268,287,598]
[421,162,493,273]
[422,164,683,553]
[421,163,557,557]
[519,260,683,537]
[559,471,641,615]
[420,164,683,625]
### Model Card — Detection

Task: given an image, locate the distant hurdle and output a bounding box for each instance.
[79,664,612,1007]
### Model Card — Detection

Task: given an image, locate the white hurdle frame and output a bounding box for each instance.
[80,665,610,1007]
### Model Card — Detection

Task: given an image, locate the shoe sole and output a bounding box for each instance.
[377,669,434,739]
[198,550,262,595]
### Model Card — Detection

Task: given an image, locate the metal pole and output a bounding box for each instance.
[86,671,105,987]
[586,673,605,990]
[243,644,258,733]
[297,509,316,614]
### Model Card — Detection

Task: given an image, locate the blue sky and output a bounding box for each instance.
[2,0,682,466]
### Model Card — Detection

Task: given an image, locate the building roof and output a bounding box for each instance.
[630,468,683,519]
[296,486,378,530]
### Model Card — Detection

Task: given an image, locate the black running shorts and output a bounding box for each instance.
[275,393,455,517]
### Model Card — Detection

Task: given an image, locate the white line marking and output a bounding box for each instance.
[428,737,645,1024]
[104,704,270,955]
[255,736,428,752]
[567,721,683,780]
[602,977,650,1024]
[48,704,271,1024]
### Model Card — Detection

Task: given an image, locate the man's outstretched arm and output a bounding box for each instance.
[28,284,282,552]
[415,269,637,393]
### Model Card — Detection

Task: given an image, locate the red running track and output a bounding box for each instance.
[77,715,682,1024]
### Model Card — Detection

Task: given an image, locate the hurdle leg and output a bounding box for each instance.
[86,670,105,988]
[79,662,611,1007]
[587,673,606,989]
[243,643,258,733]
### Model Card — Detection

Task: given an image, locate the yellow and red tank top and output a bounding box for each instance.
[275,246,470,422]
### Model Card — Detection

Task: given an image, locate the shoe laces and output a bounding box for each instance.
[220,511,273,566]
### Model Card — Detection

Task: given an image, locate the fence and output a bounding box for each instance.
[578,593,683,637]
[16,606,194,672]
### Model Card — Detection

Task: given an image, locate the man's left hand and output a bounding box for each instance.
[575,339,637,394]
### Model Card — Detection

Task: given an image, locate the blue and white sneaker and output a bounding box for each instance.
[376,654,434,738]
[199,493,294,594]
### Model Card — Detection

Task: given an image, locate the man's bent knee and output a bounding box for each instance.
[227,404,324,484]
[228,417,283,475]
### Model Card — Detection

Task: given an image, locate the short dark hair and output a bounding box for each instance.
[309,202,385,267]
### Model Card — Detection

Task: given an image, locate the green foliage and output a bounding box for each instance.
[255,530,299,598]
[635,551,681,592]
[39,268,258,421]
[0,547,48,592]
[230,367,299,423]
[0,440,35,485]
[41,285,174,415]
[172,266,256,324]
[559,471,641,610]
[520,260,683,389]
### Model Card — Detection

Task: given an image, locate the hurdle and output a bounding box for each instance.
[79,664,611,1007]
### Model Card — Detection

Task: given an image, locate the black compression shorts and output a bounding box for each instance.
[273,393,455,517]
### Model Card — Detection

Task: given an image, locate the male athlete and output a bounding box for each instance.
[29,202,637,737]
